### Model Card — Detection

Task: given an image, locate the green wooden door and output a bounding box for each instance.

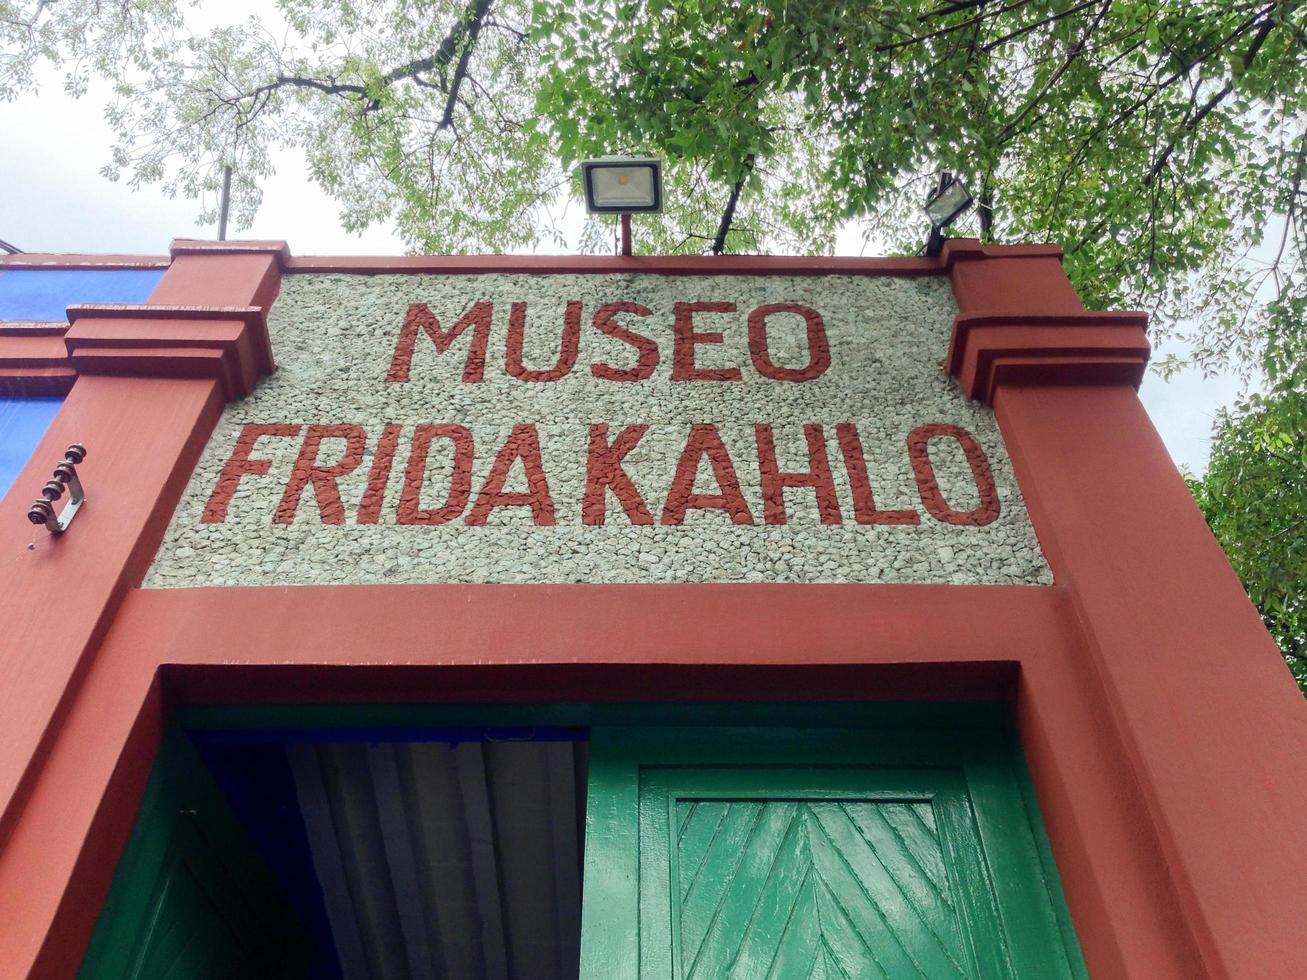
[580,724,1085,980]
[79,729,309,979]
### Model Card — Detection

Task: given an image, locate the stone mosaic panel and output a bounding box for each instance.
[144,272,1052,586]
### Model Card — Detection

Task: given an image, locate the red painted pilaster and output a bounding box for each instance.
[998,384,1307,978]
[0,242,285,858]
[946,239,1307,978]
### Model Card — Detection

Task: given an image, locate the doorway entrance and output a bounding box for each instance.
[80,705,1085,979]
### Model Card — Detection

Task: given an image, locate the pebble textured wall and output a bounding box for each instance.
[144,272,1052,587]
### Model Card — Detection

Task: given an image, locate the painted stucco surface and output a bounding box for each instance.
[144,272,1052,586]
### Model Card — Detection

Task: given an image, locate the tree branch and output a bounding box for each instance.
[712,157,755,255]
[1267,131,1307,288]
[438,0,493,130]
[978,171,995,240]
[231,0,494,120]
[921,0,993,21]
[1045,8,1271,223]
[978,0,1103,53]
[875,0,1039,53]
[1,0,56,31]
[243,73,368,105]
[997,0,1112,142]
[378,0,493,88]
[1145,8,1278,186]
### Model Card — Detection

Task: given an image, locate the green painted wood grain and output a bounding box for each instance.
[581,723,1087,980]
[680,799,974,979]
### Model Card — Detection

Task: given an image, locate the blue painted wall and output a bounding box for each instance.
[0,268,164,320]
[0,397,64,500]
[0,267,166,500]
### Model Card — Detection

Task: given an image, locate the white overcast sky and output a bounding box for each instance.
[0,60,1245,474]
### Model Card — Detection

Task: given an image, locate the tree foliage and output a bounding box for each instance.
[2,2,1305,380]
[5,0,561,248]
[535,0,1307,374]
[2,2,1302,371]
[1189,391,1307,693]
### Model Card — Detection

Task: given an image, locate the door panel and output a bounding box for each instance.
[79,729,309,979]
[582,725,1084,980]
[670,799,974,979]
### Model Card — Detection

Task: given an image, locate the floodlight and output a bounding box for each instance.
[924,173,975,257]
[580,158,663,214]
[925,175,974,229]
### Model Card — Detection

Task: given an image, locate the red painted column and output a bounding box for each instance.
[999,384,1307,978]
[0,636,162,979]
[945,240,1307,978]
[0,241,285,851]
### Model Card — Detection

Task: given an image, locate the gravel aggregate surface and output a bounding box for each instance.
[144,272,1053,587]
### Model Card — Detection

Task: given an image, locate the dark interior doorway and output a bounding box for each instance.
[83,720,588,980]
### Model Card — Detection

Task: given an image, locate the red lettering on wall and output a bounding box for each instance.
[755,423,842,525]
[591,302,659,382]
[275,424,368,524]
[397,424,475,525]
[835,423,921,525]
[908,423,1001,526]
[661,424,754,525]
[583,424,653,525]
[671,302,742,382]
[202,424,302,524]
[355,423,402,524]
[466,424,556,525]
[747,303,830,382]
[386,301,493,383]
[505,300,582,382]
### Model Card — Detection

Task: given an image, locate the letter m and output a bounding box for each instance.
[386,301,493,383]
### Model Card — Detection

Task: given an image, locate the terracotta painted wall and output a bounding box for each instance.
[0,240,1302,980]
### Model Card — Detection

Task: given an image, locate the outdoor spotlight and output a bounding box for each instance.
[924,173,974,257]
[580,157,664,214]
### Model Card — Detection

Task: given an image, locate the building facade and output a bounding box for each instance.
[0,240,1303,978]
